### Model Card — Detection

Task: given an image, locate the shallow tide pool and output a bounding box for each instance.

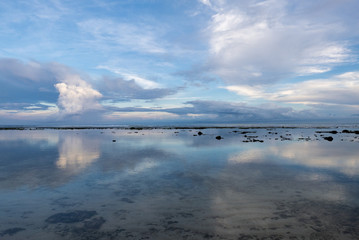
[0,128,359,239]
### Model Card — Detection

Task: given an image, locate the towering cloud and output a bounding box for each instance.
[53,72,102,115]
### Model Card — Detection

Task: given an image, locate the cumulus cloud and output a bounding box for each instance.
[201,0,358,85]
[55,82,102,115]
[0,58,103,118]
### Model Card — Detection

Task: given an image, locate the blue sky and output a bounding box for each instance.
[1,0,359,125]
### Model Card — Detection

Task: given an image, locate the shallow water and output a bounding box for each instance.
[0,128,359,239]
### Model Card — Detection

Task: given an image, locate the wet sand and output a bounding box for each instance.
[0,127,359,239]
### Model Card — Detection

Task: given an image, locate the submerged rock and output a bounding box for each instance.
[121,197,134,203]
[45,210,97,224]
[0,227,25,236]
[83,217,106,230]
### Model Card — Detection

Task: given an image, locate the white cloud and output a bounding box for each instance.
[53,67,102,115]
[97,65,163,89]
[204,0,356,85]
[198,0,213,8]
[55,81,102,115]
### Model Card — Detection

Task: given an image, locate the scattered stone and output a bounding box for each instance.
[215,136,222,140]
[0,227,25,236]
[45,210,97,224]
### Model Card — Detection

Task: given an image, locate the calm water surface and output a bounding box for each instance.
[0,128,359,239]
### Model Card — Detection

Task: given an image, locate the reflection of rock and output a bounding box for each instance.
[56,134,100,171]
[46,210,97,223]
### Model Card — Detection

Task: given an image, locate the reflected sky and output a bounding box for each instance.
[228,141,359,176]
[0,128,359,239]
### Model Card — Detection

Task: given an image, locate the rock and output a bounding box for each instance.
[45,210,97,224]
[198,131,203,136]
[215,136,222,140]
[0,228,25,236]
[112,139,116,142]
[316,130,338,134]
[342,130,359,134]
[323,136,334,141]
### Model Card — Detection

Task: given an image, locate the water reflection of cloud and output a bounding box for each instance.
[56,133,100,171]
[0,130,59,146]
[126,159,158,175]
[228,142,359,176]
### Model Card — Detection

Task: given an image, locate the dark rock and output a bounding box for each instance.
[316,131,338,134]
[0,227,25,236]
[342,130,359,134]
[215,136,222,140]
[112,139,116,142]
[45,210,97,223]
[198,131,203,136]
[323,136,334,141]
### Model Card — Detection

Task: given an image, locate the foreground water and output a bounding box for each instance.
[0,127,359,239]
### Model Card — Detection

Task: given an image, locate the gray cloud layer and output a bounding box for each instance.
[109,100,318,124]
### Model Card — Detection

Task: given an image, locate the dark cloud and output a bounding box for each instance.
[98,76,177,100]
[108,100,318,124]
[0,58,58,104]
[179,100,317,122]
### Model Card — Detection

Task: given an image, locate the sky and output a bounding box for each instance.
[1,0,359,126]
